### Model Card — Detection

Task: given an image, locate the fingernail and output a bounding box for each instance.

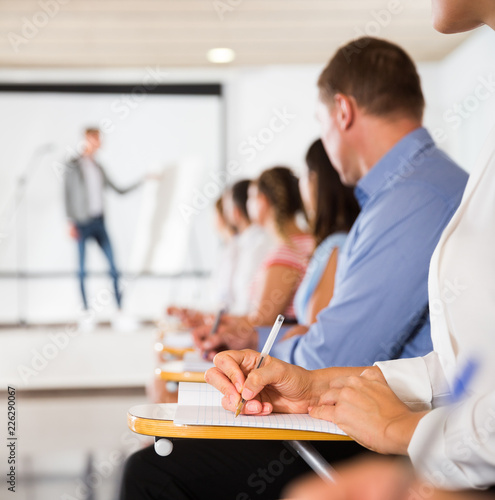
[235,382,243,393]
[246,401,258,412]
[242,388,254,400]
[307,406,313,412]
[203,342,211,349]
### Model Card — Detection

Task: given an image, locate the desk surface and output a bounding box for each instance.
[128,404,352,441]
[155,343,195,358]
[155,361,206,383]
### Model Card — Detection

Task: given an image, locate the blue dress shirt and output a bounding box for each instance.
[258,127,468,369]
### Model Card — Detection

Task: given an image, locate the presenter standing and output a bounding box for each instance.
[64,127,143,331]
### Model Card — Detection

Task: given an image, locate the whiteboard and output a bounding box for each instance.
[0,88,223,275]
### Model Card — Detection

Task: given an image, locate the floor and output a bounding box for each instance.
[0,326,158,499]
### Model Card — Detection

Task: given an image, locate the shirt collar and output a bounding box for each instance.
[354,127,434,208]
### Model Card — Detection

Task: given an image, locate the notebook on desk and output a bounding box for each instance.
[164,332,194,349]
[182,352,214,372]
[174,382,346,436]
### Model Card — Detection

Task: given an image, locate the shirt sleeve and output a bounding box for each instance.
[375,352,451,411]
[102,167,142,194]
[270,185,455,369]
[408,391,495,489]
[264,254,301,271]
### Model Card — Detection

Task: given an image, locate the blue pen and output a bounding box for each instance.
[449,358,479,403]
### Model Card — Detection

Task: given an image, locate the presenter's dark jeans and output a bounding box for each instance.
[119,439,366,500]
[76,216,121,309]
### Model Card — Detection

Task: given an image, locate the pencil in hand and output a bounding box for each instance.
[234,314,285,418]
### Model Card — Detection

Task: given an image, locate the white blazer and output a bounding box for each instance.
[376,126,495,489]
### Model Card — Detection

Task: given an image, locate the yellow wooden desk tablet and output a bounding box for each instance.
[155,342,195,359]
[155,361,207,383]
[128,403,351,442]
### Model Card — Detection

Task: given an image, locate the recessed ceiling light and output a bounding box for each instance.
[207,47,236,64]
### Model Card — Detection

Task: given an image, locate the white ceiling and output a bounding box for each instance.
[0,0,470,68]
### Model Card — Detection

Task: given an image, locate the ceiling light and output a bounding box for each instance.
[207,47,236,64]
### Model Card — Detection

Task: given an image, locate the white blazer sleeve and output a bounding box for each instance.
[375,352,451,411]
[408,391,495,489]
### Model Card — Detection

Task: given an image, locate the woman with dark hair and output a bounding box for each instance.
[294,138,360,325]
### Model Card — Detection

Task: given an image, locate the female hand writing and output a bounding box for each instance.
[205,349,317,416]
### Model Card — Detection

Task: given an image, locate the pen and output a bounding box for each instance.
[449,357,478,404]
[235,314,285,418]
[202,306,226,360]
[210,306,226,335]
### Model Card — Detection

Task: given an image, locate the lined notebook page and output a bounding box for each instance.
[174,382,346,436]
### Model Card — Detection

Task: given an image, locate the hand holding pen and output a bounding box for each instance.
[235,314,285,416]
[204,317,319,417]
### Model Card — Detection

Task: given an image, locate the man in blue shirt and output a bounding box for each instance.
[196,43,467,371]
[268,127,467,369]
[120,38,468,500]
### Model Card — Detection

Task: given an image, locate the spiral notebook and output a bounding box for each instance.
[173,382,346,435]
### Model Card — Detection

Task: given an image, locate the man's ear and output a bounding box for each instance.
[334,94,354,131]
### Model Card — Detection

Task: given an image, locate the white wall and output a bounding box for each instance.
[224,65,323,179]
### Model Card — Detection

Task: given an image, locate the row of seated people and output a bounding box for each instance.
[155,140,357,401]
[169,138,359,333]
[120,33,494,500]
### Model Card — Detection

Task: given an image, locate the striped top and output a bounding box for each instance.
[250,233,315,321]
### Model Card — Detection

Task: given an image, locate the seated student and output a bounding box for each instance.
[194,38,467,369]
[293,138,359,327]
[237,166,314,326]
[223,180,274,316]
[245,137,359,339]
[120,38,468,500]
[168,180,273,325]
